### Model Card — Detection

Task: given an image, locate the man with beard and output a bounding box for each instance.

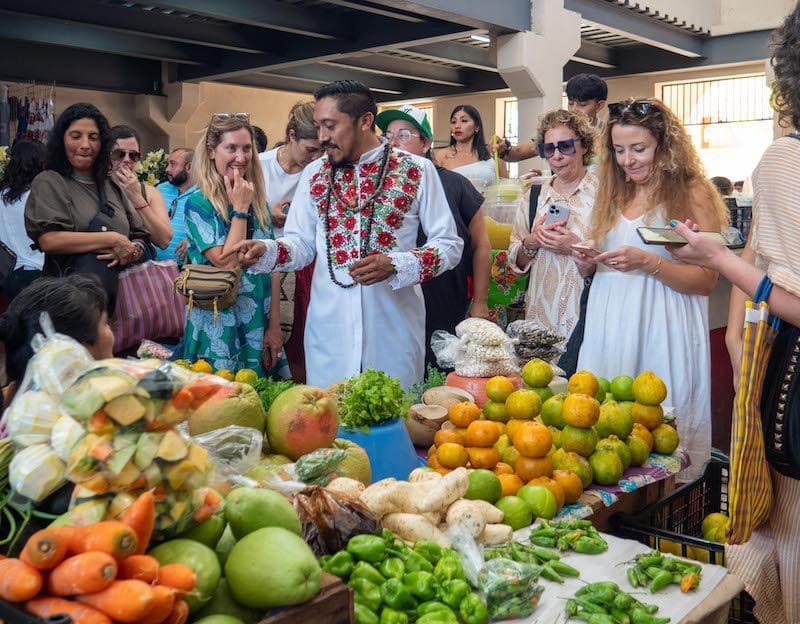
[156,147,197,262]
[231,80,463,389]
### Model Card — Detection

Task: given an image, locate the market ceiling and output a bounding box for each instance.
[0,0,774,99]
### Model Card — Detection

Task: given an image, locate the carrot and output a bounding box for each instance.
[20,526,72,570]
[134,585,176,624]
[68,520,138,560]
[120,491,156,555]
[26,596,113,624]
[76,579,155,623]
[119,555,160,583]
[0,558,43,602]
[156,563,196,594]
[47,551,118,596]
[162,599,189,624]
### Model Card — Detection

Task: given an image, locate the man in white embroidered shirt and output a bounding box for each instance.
[232,80,463,389]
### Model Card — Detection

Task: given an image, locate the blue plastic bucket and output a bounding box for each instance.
[337,418,420,481]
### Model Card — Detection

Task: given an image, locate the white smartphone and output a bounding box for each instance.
[637,226,728,246]
[571,242,601,257]
[544,203,570,226]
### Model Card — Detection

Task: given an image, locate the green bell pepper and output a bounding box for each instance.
[319,554,332,568]
[379,557,405,580]
[433,554,464,582]
[403,571,439,602]
[403,549,435,573]
[350,578,383,612]
[416,601,455,616]
[379,607,409,624]
[380,578,417,611]
[351,561,386,586]
[458,593,488,624]
[323,550,354,579]
[413,540,444,564]
[437,579,470,609]
[348,534,387,564]
[573,536,608,554]
[354,603,380,624]
[416,611,458,624]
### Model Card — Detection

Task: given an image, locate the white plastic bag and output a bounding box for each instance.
[191,425,263,479]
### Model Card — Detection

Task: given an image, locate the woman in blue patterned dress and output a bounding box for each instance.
[181,112,288,378]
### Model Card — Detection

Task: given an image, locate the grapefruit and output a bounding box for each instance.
[631,423,654,451]
[266,385,338,460]
[517,485,557,519]
[530,387,554,403]
[495,496,533,530]
[149,539,221,612]
[196,578,260,624]
[225,487,301,539]
[331,438,371,485]
[188,383,266,436]
[464,469,503,503]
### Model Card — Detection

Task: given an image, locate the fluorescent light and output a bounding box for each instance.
[471,34,490,43]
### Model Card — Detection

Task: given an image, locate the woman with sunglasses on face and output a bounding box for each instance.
[433,104,507,190]
[179,113,288,378]
[24,103,151,312]
[109,125,172,250]
[573,98,729,482]
[509,109,598,340]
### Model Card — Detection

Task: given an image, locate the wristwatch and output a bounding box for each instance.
[521,242,538,258]
[231,210,250,220]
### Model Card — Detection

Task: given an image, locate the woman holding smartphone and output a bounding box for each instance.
[573,98,728,482]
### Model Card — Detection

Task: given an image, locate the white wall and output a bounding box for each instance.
[644,0,792,34]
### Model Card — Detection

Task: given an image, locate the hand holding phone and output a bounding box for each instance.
[544,203,570,226]
[637,226,728,246]
[570,242,601,258]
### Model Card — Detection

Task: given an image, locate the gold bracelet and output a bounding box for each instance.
[650,257,663,276]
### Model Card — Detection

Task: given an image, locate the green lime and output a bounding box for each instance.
[495,496,533,530]
[464,469,503,503]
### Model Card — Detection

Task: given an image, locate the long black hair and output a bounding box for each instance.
[0,274,108,383]
[46,103,113,184]
[0,139,46,203]
[448,104,490,161]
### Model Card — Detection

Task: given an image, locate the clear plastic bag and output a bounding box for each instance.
[192,425,263,480]
[431,330,463,370]
[477,557,545,620]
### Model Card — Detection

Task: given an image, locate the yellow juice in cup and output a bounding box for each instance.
[485,216,513,250]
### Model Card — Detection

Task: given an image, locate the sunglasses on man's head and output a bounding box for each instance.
[607,100,654,119]
[111,149,141,162]
[212,112,250,122]
[537,137,578,159]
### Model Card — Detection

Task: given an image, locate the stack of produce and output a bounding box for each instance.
[626,551,702,594]
[564,582,670,624]
[506,321,565,363]
[358,468,512,548]
[322,529,489,624]
[529,519,608,554]
[433,319,518,378]
[484,540,580,585]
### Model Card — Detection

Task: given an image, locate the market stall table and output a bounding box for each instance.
[503,527,743,624]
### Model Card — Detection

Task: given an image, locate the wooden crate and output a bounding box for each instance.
[259,573,353,624]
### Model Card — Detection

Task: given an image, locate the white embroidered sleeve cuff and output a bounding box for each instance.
[387,251,421,290]
[248,239,278,274]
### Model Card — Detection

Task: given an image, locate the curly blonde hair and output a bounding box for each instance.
[193,116,268,230]
[591,98,728,242]
[536,109,597,166]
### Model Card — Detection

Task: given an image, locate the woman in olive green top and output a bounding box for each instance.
[24,103,150,312]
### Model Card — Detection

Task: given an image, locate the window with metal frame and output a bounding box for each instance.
[661,75,772,126]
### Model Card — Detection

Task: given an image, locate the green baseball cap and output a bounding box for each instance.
[376,104,433,139]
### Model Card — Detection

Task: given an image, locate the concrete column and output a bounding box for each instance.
[497,0,582,171]
[135,68,204,151]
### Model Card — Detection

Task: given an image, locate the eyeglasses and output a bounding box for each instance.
[384,129,420,142]
[537,138,579,159]
[212,112,250,122]
[111,149,141,162]
[607,100,654,119]
[169,197,179,219]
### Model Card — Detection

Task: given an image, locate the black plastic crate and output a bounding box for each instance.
[727,198,752,243]
[612,455,756,624]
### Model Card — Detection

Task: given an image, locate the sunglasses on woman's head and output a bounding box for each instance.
[110,149,141,162]
[212,112,250,122]
[537,137,578,159]
[607,100,654,119]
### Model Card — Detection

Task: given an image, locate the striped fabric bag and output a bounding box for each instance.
[728,277,778,544]
[110,260,185,353]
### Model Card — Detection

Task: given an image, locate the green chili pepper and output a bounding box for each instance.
[585,614,617,624]
[530,535,557,548]
[403,550,435,573]
[630,608,670,624]
[458,593,489,624]
[348,534,387,564]
[354,603,380,624]
[416,601,455,616]
[577,581,619,596]
[627,567,640,587]
[548,559,580,577]
[437,578,470,609]
[648,570,675,593]
[323,550,355,579]
[380,578,417,611]
[636,552,663,569]
[573,536,608,554]
[613,591,634,611]
[609,607,632,624]
[351,561,386,586]
[634,568,650,587]
[403,571,438,602]
[350,578,383,612]
[572,598,610,615]
[433,555,464,582]
[530,545,561,561]
[379,607,409,624]
[566,599,580,617]
[379,557,405,580]
[584,587,616,608]
[414,540,444,565]
[540,563,565,584]
[644,566,665,581]
[416,611,458,624]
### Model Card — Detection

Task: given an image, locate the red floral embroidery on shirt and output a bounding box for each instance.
[335,250,349,264]
[385,211,402,228]
[276,241,291,266]
[377,231,395,247]
[311,182,326,199]
[407,166,421,181]
[328,216,339,230]
[410,246,442,284]
[344,216,356,230]
[360,178,375,197]
[331,232,345,247]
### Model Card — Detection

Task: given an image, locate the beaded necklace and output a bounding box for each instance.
[323,143,392,289]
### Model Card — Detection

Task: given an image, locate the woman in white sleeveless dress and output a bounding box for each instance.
[434,104,506,192]
[573,99,729,482]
